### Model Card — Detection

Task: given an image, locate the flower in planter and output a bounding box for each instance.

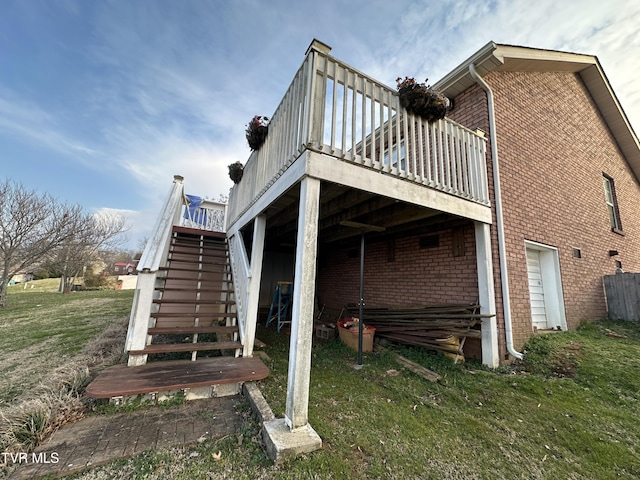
[339,317,373,331]
[245,115,270,150]
[228,161,244,184]
[396,77,452,122]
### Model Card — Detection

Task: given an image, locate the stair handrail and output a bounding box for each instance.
[138,175,186,272]
[126,175,187,366]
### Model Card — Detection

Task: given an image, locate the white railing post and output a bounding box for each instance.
[242,215,266,357]
[125,175,185,366]
[228,232,251,342]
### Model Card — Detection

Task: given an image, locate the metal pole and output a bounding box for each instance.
[358,232,364,365]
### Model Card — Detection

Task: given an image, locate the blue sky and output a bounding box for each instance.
[2,0,639,250]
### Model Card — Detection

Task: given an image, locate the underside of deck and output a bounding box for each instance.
[86,356,269,399]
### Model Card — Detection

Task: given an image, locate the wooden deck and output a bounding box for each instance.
[86,356,269,399]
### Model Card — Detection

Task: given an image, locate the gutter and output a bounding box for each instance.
[468,63,523,360]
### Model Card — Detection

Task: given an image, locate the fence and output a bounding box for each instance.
[603,273,640,321]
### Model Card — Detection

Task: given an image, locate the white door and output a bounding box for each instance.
[526,248,548,330]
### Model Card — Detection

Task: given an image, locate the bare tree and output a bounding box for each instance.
[47,210,128,293]
[0,180,128,303]
[0,179,81,307]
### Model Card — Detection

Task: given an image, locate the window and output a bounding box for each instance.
[603,174,622,232]
[383,140,406,171]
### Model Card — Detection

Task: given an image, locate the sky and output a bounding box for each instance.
[1,0,639,250]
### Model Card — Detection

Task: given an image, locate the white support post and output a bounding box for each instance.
[125,271,157,366]
[474,222,499,367]
[285,177,320,430]
[243,215,267,357]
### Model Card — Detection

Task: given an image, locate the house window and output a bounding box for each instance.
[603,174,622,232]
[383,140,406,171]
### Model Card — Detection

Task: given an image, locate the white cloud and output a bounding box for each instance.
[0,86,99,161]
[3,0,639,255]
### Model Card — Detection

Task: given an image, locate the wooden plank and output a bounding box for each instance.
[153,299,235,305]
[150,312,237,318]
[393,354,442,383]
[159,266,231,274]
[172,226,227,238]
[129,341,241,355]
[169,247,228,257]
[157,287,235,294]
[86,356,268,398]
[147,326,239,335]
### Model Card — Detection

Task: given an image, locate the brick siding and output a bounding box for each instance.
[449,70,640,354]
[316,221,479,311]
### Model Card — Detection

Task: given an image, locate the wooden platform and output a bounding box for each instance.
[86,357,269,399]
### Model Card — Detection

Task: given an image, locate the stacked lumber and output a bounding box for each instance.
[346,304,489,358]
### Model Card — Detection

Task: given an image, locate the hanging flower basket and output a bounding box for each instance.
[228,161,244,184]
[396,77,452,122]
[245,115,270,150]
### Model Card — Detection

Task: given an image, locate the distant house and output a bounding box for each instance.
[9,272,34,284]
[113,262,136,276]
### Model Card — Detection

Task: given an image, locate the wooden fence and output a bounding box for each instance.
[603,273,640,321]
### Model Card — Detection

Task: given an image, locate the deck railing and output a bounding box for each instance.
[227,43,489,225]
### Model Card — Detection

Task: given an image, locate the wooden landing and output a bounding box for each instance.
[86,357,269,399]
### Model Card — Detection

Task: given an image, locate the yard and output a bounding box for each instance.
[1,281,639,479]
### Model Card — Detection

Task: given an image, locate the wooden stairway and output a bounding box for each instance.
[128,226,242,360]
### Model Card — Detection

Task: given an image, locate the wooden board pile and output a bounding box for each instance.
[347,304,489,358]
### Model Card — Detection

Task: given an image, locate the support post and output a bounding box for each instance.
[474,222,499,367]
[125,271,156,366]
[285,177,320,430]
[243,215,267,357]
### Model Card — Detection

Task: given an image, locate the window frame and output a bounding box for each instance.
[603,174,623,234]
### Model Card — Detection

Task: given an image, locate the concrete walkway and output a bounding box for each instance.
[6,396,242,480]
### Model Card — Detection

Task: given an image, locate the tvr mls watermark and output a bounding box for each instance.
[2,452,59,465]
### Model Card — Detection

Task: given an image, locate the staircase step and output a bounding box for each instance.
[172,225,227,239]
[173,238,228,248]
[157,287,235,294]
[147,325,239,335]
[151,312,237,318]
[153,298,235,305]
[159,265,231,273]
[168,252,229,259]
[129,341,242,355]
[86,356,269,399]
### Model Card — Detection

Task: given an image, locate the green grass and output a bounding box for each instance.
[3,284,640,479]
[65,318,640,480]
[0,279,134,406]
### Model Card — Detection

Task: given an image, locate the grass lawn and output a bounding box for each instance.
[2,281,639,479]
[0,279,134,409]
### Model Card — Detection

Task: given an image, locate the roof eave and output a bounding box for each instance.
[435,43,640,183]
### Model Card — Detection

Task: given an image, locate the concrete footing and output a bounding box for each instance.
[243,382,322,462]
[262,419,322,462]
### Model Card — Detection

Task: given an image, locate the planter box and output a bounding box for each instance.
[337,321,375,352]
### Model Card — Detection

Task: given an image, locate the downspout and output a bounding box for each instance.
[469,63,523,360]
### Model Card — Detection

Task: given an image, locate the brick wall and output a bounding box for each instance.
[449,70,640,353]
[316,221,479,311]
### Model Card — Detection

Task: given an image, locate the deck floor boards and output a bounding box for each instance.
[86,357,268,398]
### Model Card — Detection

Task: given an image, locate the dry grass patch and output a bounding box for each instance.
[0,283,133,458]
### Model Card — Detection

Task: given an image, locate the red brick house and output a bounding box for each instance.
[435,42,640,357]
[313,42,640,361]
[121,40,640,456]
